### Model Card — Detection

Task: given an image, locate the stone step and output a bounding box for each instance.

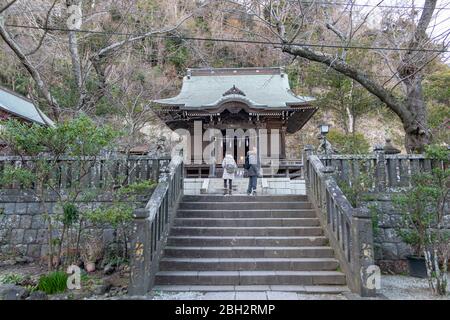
[179,201,312,210]
[163,246,335,258]
[154,271,346,286]
[170,226,324,237]
[182,195,309,202]
[176,209,317,219]
[173,218,320,227]
[160,257,339,271]
[155,195,347,292]
[167,236,328,247]
[152,285,350,294]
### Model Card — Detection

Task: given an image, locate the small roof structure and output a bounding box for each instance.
[0,86,55,126]
[154,67,315,110]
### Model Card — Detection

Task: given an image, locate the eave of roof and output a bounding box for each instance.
[0,87,55,126]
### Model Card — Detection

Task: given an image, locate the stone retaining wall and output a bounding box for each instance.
[361,194,450,273]
[0,190,148,260]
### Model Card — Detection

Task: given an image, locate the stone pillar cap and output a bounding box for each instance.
[133,209,149,219]
[383,138,401,154]
[321,166,335,174]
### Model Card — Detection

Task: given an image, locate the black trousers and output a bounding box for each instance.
[224,179,232,190]
[247,176,257,194]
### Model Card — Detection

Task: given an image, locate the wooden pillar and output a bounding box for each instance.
[254,120,263,174]
[257,127,261,171]
[280,126,287,159]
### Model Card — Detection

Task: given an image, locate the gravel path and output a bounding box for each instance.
[379,274,450,300]
[147,274,450,300]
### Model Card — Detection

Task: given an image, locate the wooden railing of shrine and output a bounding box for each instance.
[184,158,305,179]
[128,157,184,295]
[0,156,171,189]
[304,146,376,297]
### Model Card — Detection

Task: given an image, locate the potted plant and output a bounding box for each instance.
[394,145,449,295]
[81,236,104,273]
[394,177,430,278]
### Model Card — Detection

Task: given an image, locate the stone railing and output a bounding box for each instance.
[305,147,376,297]
[128,156,184,295]
[0,155,170,189]
[318,150,446,191]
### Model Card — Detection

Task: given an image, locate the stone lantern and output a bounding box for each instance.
[383,138,401,154]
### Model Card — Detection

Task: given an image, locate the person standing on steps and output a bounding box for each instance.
[222,152,237,195]
[245,147,258,195]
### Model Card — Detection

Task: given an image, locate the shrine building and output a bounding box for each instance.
[153,67,317,177]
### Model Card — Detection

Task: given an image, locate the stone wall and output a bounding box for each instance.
[361,194,450,273]
[0,190,148,261]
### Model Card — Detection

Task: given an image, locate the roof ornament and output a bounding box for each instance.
[223,85,246,97]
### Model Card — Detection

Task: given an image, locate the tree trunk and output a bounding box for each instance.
[280,0,437,153]
[0,20,60,120]
[66,0,86,111]
[402,76,431,153]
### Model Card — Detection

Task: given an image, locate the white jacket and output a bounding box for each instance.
[222,154,237,180]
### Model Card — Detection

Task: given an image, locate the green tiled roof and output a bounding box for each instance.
[0,87,54,126]
[154,67,315,109]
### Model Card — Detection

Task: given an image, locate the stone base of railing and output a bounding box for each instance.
[128,159,184,296]
[305,147,377,297]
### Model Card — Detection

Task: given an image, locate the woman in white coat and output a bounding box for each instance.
[222,153,237,195]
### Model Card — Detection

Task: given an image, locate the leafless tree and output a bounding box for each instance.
[0,0,210,120]
[230,0,449,152]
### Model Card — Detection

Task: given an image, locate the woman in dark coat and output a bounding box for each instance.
[246,147,258,195]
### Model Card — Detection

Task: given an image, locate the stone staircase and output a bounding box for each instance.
[153,195,349,293]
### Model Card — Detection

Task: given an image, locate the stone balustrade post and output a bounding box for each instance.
[351,207,377,297]
[129,208,151,296]
[374,145,386,192]
[319,166,335,215]
[303,145,314,195]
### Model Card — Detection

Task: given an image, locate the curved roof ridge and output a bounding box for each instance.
[153,67,315,109]
[202,94,267,109]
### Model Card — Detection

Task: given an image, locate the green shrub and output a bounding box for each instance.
[164,38,190,72]
[117,180,157,197]
[37,272,68,294]
[393,168,450,295]
[0,273,25,285]
[62,203,79,226]
[368,204,381,237]
[337,172,373,207]
[327,129,370,154]
[424,144,449,160]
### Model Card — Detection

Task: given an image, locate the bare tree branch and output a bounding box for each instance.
[93,1,211,60]
[25,0,58,56]
[281,44,410,122]
[0,0,17,14]
[0,18,60,120]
